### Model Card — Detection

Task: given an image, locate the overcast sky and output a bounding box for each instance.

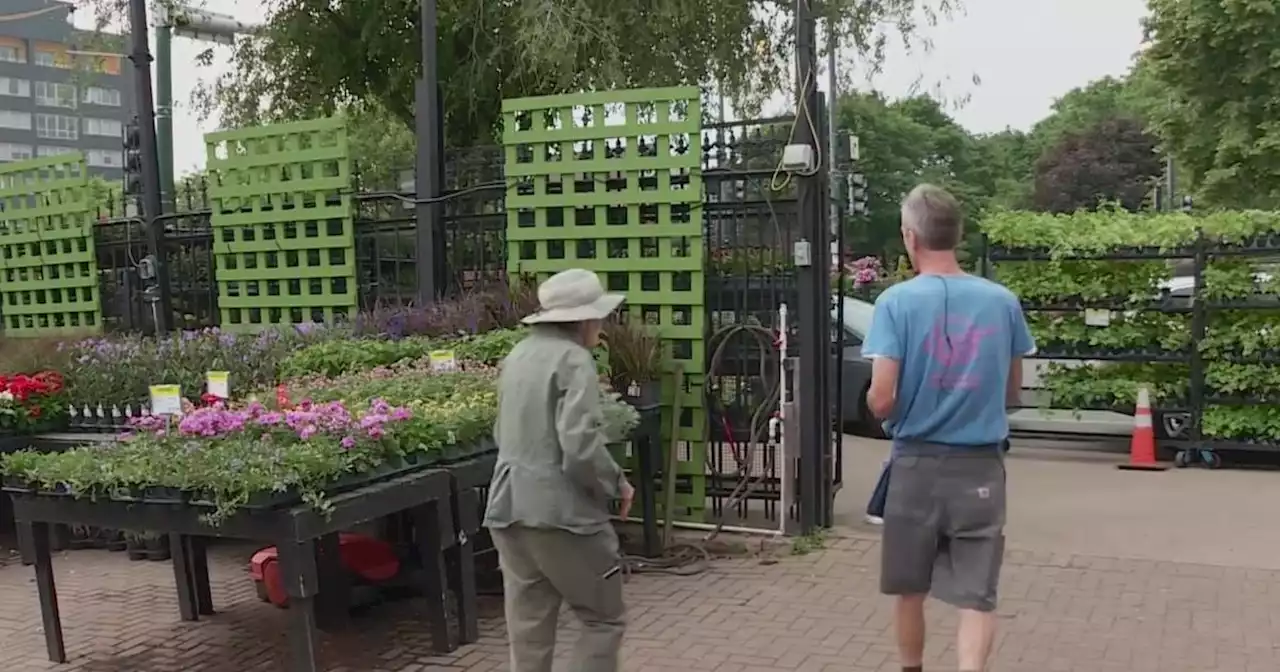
[74,0,1149,177]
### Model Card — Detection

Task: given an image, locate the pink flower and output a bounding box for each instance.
[341,436,356,449]
[367,426,384,439]
[390,407,412,421]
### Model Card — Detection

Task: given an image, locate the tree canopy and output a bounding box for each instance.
[180,0,954,144]
[1031,117,1163,214]
[1143,0,1280,209]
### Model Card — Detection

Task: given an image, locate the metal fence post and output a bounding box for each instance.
[793,0,830,534]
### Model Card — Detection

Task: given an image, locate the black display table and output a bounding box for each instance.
[10,468,458,672]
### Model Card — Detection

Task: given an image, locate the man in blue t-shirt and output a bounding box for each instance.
[862,184,1035,672]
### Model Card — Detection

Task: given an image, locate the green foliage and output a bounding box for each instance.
[995,260,1170,304]
[1143,0,1280,209]
[279,328,528,379]
[837,92,994,259]
[186,0,954,146]
[995,209,1280,443]
[1038,363,1189,409]
[984,209,1280,256]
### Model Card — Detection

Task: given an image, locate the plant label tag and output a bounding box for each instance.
[149,385,182,416]
[429,350,458,373]
[1084,309,1112,327]
[206,371,230,399]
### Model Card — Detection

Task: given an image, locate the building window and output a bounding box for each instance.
[82,86,122,107]
[35,82,77,109]
[34,48,70,69]
[87,149,122,168]
[0,110,32,131]
[37,145,77,157]
[0,143,34,162]
[83,117,122,138]
[35,114,78,140]
[0,77,30,98]
[0,46,23,64]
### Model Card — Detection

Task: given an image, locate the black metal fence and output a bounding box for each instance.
[88,117,830,527]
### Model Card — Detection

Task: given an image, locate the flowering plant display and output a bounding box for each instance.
[61,326,333,410]
[1,347,642,523]
[3,397,418,524]
[0,370,69,434]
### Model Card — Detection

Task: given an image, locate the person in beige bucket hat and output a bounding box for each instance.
[484,268,634,672]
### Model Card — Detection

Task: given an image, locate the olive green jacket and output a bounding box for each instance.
[483,329,625,534]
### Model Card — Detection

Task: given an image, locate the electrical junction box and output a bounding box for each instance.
[781,144,815,173]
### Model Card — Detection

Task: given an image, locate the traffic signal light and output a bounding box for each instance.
[123,117,142,197]
[849,172,868,216]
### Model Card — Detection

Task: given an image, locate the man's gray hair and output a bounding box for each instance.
[901,183,963,251]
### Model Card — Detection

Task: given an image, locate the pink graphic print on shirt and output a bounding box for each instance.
[924,316,996,390]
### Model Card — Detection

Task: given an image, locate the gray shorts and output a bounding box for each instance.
[879,446,1007,612]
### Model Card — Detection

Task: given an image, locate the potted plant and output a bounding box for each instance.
[125,531,148,561]
[144,531,171,562]
[602,318,663,408]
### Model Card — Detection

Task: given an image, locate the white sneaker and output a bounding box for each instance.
[863,514,884,526]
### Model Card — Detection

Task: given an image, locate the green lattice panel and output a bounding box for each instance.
[0,155,101,337]
[205,117,356,331]
[502,87,707,518]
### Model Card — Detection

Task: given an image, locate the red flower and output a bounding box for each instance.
[27,407,41,419]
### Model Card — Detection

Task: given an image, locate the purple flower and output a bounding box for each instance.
[367,426,384,439]
[389,407,412,421]
[341,436,356,449]
[298,425,317,440]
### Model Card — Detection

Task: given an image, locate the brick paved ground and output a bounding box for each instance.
[3,530,1280,672]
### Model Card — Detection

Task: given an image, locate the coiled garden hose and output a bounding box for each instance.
[704,322,782,541]
[620,323,781,576]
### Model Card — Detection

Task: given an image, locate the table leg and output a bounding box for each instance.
[29,522,66,663]
[277,540,320,672]
[413,500,455,653]
[313,533,349,631]
[170,533,198,621]
[17,519,35,566]
[189,536,214,615]
[448,488,480,645]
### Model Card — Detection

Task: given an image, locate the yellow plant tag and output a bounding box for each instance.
[429,350,458,372]
[206,371,230,399]
[149,384,182,416]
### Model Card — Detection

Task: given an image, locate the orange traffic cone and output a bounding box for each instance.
[1118,386,1168,471]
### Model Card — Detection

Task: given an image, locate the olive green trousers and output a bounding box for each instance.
[490,525,626,672]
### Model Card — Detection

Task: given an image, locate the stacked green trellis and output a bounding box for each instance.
[205,117,357,331]
[502,86,708,519]
[0,155,101,336]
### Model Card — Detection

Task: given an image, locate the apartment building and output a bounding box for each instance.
[0,0,135,181]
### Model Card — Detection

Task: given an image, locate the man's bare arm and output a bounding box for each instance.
[1007,358,1024,408]
[867,357,900,420]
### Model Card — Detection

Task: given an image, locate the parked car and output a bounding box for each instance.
[832,296,881,437]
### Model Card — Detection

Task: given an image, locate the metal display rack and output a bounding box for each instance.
[983,232,1280,468]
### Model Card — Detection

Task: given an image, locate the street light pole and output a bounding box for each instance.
[414,0,443,303]
[126,0,172,332]
[155,23,173,211]
[153,4,259,213]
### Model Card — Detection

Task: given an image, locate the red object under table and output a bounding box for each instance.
[248,532,401,608]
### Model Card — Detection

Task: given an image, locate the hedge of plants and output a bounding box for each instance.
[0,282,645,522]
[985,208,1280,445]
